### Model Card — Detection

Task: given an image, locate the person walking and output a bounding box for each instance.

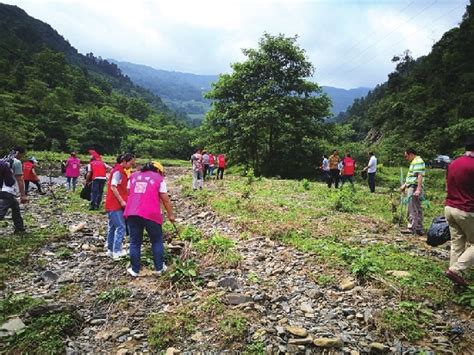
[328,150,341,188]
[363,152,377,193]
[320,155,330,187]
[23,157,43,194]
[444,138,474,286]
[65,152,81,192]
[105,153,135,260]
[202,151,210,180]
[0,147,27,234]
[124,162,175,277]
[208,152,215,178]
[217,154,226,180]
[190,149,203,190]
[400,148,425,236]
[86,151,109,210]
[340,153,356,187]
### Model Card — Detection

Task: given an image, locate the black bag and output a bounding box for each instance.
[426,216,451,247]
[80,182,92,201]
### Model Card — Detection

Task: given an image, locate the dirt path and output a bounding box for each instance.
[1,167,472,353]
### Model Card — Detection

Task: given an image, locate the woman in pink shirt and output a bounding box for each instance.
[124,162,175,277]
[65,152,81,192]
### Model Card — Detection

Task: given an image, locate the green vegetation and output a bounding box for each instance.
[98,287,132,303]
[55,246,73,259]
[0,293,45,322]
[219,311,248,340]
[168,259,199,284]
[244,341,266,354]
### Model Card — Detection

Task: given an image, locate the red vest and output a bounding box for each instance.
[218,155,225,168]
[209,154,215,165]
[23,161,38,181]
[91,160,106,179]
[343,157,355,176]
[105,164,128,211]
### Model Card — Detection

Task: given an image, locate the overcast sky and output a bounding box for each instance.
[3,0,469,89]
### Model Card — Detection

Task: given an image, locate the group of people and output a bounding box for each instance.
[190,149,225,190]
[0,140,472,286]
[320,150,377,192]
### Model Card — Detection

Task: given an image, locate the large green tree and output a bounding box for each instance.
[205,33,331,177]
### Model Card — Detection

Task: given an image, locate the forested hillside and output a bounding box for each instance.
[0,4,193,157]
[338,2,474,163]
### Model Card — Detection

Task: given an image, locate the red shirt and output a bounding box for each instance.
[445,155,474,212]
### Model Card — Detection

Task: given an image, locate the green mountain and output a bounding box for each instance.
[338,1,473,163]
[111,60,371,122]
[0,3,193,157]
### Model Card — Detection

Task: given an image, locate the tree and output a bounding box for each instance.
[205,33,331,176]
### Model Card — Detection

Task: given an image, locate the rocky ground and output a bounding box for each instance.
[0,167,473,354]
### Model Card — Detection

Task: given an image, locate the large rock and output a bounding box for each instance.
[313,337,344,348]
[369,342,390,353]
[288,336,313,345]
[1,317,26,335]
[339,278,356,291]
[217,277,240,290]
[285,326,308,337]
[225,293,253,305]
[41,270,59,282]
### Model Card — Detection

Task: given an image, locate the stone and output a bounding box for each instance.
[275,326,286,336]
[225,293,253,305]
[165,347,181,355]
[369,342,390,353]
[386,270,411,278]
[191,331,204,342]
[1,317,26,334]
[113,327,131,339]
[313,337,344,348]
[69,222,86,233]
[288,336,313,345]
[57,272,75,283]
[116,349,129,355]
[339,278,356,291]
[207,281,217,288]
[41,270,59,282]
[300,302,313,313]
[285,326,308,337]
[81,244,91,251]
[90,319,106,325]
[217,277,240,290]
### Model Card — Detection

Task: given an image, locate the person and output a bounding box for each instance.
[363,152,377,193]
[124,161,175,277]
[320,155,330,187]
[202,151,210,180]
[340,153,356,187]
[400,148,425,236]
[208,152,215,178]
[328,150,340,188]
[190,149,203,190]
[23,157,43,194]
[0,147,27,233]
[86,151,109,210]
[105,153,135,260]
[65,152,81,192]
[444,138,474,286]
[217,154,225,180]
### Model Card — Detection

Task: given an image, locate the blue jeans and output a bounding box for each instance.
[127,216,164,273]
[66,177,78,192]
[90,179,106,209]
[107,210,126,253]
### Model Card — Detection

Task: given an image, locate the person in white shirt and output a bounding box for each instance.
[363,152,377,193]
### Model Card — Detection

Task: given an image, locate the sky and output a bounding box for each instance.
[3,0,469,89]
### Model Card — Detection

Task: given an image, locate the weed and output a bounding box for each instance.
[244,341,266,354]
[58,284,82,299]
[148,306,196,349]
[98,287,132,303]
[247,272,260,284]
[219,311,248,340]
[178,224,203,242]
[332,185,357,212]
[379,301,433,341]
[455,285,474,308]
[168,258,198,283]
[301,178,310,191]
[55,247,73,259]
[350,253,380,279]
[3,311,81,353]
[198,293,224,315]
[0,294,45,322]
[316,274,335,286]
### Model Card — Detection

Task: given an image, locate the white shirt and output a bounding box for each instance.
[368,156,377,173]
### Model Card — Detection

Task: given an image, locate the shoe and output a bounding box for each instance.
[156,264,168,276]
[113,250,128,260]
[127,267,139,277]
[106,250,113,258]
[445,270,468,286]
[415,230,424,236]
[400,228,414,235]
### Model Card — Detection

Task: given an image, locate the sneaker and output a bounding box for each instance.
[156,264,168,276]
[127,267,139,277]
[113,250,128,260]
[106,250,113,258]
[445,269,468,286]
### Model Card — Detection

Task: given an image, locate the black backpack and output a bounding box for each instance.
[426,216,451,247]
[0,160,15,188]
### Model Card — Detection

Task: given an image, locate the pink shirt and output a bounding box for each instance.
[124,171,164,224]
[65,157,81,178]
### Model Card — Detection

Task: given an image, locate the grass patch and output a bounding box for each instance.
[219,310,248,341]
[196,232,242,268]
[0,294,45,323]
[58,284,82,300]
[98,287,132,303]
[168,258,199,284]
[55,246,73,259]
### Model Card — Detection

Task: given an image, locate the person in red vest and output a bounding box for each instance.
[208,152,215,178]
[86,150,110,210]
[217,154,226,180]
[340,153,356,187]
[105,153,135,259]
[23,157,43,195]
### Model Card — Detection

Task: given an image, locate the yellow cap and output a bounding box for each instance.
[152,161,164,174]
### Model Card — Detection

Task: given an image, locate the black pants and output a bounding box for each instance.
[90,179,106,209]
[203,164,209,179]
[25,180,42,194]
[341,175,354,186]
[368,172,376,193]
[329,169,339,188]
[217,167,224,180]
[0,192,25,232]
